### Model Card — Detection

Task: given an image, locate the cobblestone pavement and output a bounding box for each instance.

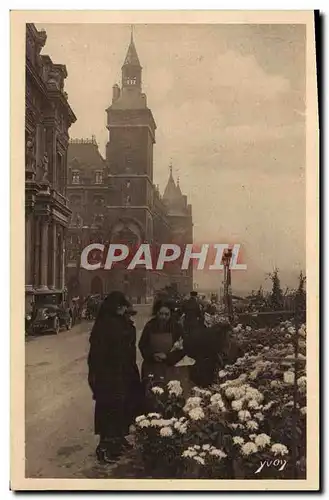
[25,305,151,479]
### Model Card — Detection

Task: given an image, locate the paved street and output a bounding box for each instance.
[25,305,151,479]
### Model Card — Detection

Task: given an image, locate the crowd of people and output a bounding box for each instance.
[87,290,241,464]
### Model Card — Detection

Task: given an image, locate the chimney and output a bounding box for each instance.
[112,84,120,102]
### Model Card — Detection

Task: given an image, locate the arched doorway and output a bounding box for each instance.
[90,276,103,295]
[67,276,80,299]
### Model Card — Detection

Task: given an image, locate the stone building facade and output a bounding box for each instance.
[25,23,76,307]
[66,34,192,302]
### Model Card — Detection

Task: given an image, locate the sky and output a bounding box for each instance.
[37,23,306,293]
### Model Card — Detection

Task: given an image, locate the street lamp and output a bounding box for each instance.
[222,248,233,322]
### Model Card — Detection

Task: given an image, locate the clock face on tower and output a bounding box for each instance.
[125,76,137,86]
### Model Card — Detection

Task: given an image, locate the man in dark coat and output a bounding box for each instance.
[184,321,232,387]
[87,291,142,463]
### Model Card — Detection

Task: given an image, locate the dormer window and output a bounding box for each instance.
[95,170,103,184]
[72,170,80,184]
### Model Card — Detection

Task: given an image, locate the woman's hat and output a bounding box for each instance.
[104,291,131,308]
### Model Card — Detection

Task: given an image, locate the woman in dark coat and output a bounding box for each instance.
[87,291,142,463]
[139,300,191,397]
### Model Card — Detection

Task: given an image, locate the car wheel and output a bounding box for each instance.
[66,316,72,330]
[54,317,60,335]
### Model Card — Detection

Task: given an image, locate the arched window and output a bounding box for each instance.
[95,171,103,184]
[72,170,80,184]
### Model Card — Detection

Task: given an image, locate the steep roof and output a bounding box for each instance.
[68,138,105,170]
[122,35,141,68]
[163,167,179,202]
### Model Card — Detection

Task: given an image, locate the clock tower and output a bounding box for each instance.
[105,29,157,301]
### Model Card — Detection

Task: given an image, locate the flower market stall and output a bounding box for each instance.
[125,319,307,479]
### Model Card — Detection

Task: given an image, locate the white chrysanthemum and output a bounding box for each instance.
[283,371,295,385]
[193,445,201,450]
[209,448,227,458]
[249,434,257,440]
[169,386,183,397]
[288,326,296,334]
[225,387,237,399]
[270,380,280,388]
[249,370,259,380]
[300,406,307,415]
[193,455,205,465]
[168,380,183,395]
[233,436,244,445]
[246,326,252,332]
[241,442,258,456]
[182,449,197,458]
[189,407,205,421]
[151,386,164,395]
[178,424,188,434]
[297,376,307,391]
[271,443,289,456]
[246,420,259,430]
[211,393,224,404]
[135,415,146,423]
[248,399,260,409]
[255,433,271,448]
[139,419,150,428]
[183,396,202,412]
[160,426,173,437]
[254,412,264,421]
[147,413,161,418]
[238,410,251,422]
[245,388,264,403]
[229,423,238,430]
[218,370,228,378]
[202,444,211,450]
[168,380,181,388]
[232,399,244,411]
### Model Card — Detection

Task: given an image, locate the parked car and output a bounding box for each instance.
[31,289,73,335]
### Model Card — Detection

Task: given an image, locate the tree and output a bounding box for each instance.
[269,268,284,311]
[294,271,306,313]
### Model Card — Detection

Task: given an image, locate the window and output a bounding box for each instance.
[95,170,103,184]
[57,153,65,193]
[126,76,137,85]
[72,170,80,184]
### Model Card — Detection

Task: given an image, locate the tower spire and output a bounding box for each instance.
[122,26,141,68]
